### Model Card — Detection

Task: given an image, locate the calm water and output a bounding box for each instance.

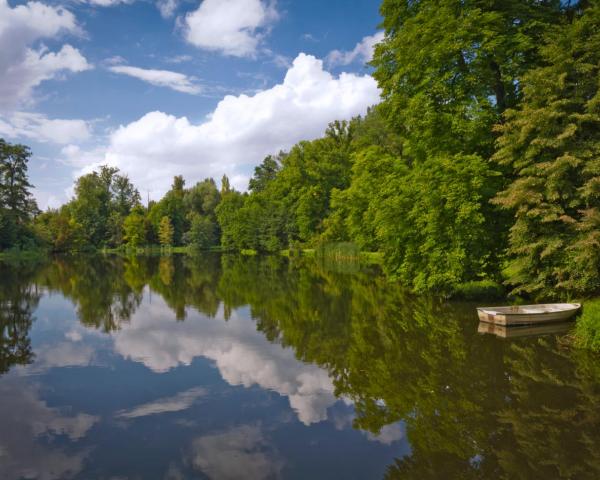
[1,254,599,479]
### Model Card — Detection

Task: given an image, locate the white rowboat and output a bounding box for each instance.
[477,303,580,326]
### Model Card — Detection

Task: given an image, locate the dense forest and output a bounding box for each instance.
[1,0,600,299]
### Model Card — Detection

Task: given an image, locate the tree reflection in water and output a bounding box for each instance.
[0,261,41,374]
[0,253,598,478]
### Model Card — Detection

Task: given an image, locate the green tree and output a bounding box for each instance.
[0,139,38,248]
[249,155,281,193]
[215,189,245,250]
[220,174,231,195]
[493,3,600,297]
[184,178,220,216]
[149,176,187,245]
[123,206,148,247]
[184,212,217,249]
[69,165,140,248]
[33,206,86,252]
[158,215,174,247]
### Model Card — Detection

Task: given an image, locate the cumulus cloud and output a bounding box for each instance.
[0,0,90,109]
[112,297,340,425]
[184,0,278,57]
[0,111,91,144]
[326,31,384,67]
[108,65,202,94]
[74,53,380,198]
[116,387,207,419]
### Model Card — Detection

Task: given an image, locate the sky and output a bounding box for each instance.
[0,0,383,209]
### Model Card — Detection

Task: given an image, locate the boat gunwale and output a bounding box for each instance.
[476,303,581,316]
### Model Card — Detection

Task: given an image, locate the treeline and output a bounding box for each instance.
[2,0,600,298]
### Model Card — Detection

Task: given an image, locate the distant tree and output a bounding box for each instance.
[249,155,280,193]
[70,165,141,248]
[220,174,231,195]
[33,206,85,252]
[112,174,141,216]
[149,176,186,245]
[215,189,244,250]
[158,216,174,247]
[184,178,220,216]
[123,206,148,247]
[0,139,38,249]
[184,212,217,249]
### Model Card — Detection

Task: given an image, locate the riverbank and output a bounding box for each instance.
[575,299,600,352]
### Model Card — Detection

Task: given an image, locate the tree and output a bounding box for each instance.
[184,178,220,216]
[158,216,174,247]
[215,189,244,250]
[184,212,217,249]
[249,155,281,193]
[493,3,600,297]
[149,176,187,246]
[33,206,86,252]
[123,206,148,247]
[0,139,37,248]
[69,165,141,248]
[220,174,231,195]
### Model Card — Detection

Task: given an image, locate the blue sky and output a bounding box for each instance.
[0,0,383,208]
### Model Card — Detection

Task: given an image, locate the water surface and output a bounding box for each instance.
[1,254,599,479]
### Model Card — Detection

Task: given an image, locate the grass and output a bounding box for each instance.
[575,298,600,353]
[451,279,505,300]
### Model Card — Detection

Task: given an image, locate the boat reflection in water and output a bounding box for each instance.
[478,321,574,339]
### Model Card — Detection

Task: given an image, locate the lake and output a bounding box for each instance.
[1,254,599,479]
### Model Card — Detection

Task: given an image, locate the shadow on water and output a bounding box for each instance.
[0,253,598,479]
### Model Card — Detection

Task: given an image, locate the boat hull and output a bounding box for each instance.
[477,303,580,326]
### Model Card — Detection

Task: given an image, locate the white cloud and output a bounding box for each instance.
[108,65,202,94]
[157,0,178,18]
[76,53,380,199]
[165,54,192,64]
[116,387,207,419]
[184,0,278,57]
[326,31,384,67]
[112,297,340,425]
[0,112,91,144]
[0,0,90,109]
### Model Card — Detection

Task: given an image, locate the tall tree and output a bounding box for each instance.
[494,2,600,296]
[0,139,38,248]
[249,155,281,193]
[158,216,174,247]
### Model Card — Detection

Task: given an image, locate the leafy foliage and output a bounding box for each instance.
[494,3,600,297]
[158,216,174,247]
